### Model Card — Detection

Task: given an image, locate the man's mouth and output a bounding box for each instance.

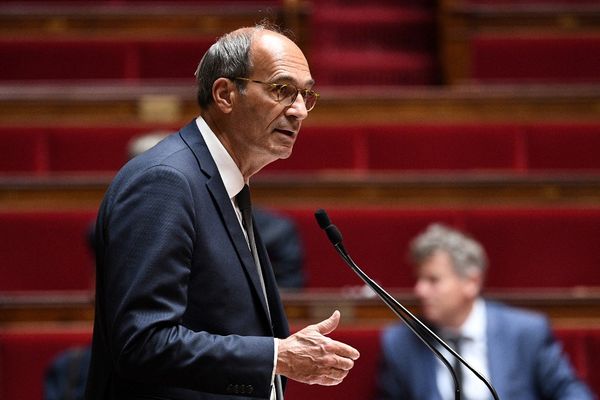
[274,128,296,138]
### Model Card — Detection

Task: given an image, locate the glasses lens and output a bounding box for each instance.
[303,91,318,111]
[276,85,296,104]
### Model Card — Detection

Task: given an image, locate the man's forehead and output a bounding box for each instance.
[251,31,311,82]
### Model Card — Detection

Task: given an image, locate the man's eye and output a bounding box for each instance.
[278,85,296,98]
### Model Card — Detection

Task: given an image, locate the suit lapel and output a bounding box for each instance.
[178,121,273,323]
[485,302,509,399]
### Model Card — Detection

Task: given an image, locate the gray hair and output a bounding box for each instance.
[409,223,488,278]
[194,23,287,109]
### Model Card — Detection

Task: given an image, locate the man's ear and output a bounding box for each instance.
[465,270,483,298]
[212,77,235,113]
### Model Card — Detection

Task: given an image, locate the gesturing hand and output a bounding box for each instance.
[275,310,360,386]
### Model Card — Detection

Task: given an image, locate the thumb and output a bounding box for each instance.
[314,310,340,335]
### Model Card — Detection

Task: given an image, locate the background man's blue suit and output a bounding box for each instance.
[86,121,289,399]
[377,301,594,400]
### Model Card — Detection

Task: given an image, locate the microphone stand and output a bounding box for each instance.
[315,211,500,400]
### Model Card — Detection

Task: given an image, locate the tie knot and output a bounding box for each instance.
[443,331,465,349]
[236,184,252,211]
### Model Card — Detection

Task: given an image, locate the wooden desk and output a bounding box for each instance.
[2,288,599,329]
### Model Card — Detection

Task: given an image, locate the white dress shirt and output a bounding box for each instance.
[437,299,491,400]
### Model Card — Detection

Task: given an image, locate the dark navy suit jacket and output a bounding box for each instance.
[377,301,595,400]
[86,121,289,399]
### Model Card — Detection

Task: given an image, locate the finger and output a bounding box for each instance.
[314,310,340,335]
[323,354,355,371]
[328,340,360,361]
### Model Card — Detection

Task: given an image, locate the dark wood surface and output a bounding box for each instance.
[2,288,600,329]
[3,173,600,211]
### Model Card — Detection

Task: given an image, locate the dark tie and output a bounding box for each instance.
[236,185,270,307]
[236,185,283,400]
[446,334,464,395]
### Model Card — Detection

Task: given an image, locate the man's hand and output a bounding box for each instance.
[275,310,360,386]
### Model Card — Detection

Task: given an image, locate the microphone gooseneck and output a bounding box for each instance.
[313,209,501,400]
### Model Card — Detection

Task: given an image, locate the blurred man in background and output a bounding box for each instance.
[377,223,594,400]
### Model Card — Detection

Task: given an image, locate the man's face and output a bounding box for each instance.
[229,31,313,168]
[413,250,479,329]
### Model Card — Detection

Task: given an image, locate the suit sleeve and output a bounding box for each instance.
[376,327,410,400]
[533,318,595,400]
[98,165,275,397]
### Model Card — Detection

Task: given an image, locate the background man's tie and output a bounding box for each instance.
[446,334,464,396]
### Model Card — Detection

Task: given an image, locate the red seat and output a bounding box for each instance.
[260,125,366,173]
[46,126,173,173]
[0,326,597,400]
[0,38,213,82]
[282,208,463,288]
[366,124,523,171]
[0,39,132,81]
[0,328,91,400]
[0,211,96,292]
[463,208,600,288]
[471,34,600,83]
[276,207,600,289]
[555,328,600,396]
[524,123,600,171]
[3,207,600,292]
[0,127,48,174]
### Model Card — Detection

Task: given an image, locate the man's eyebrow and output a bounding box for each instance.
[273,75,315,88]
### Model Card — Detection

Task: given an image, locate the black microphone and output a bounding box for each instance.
[314,209,500,400]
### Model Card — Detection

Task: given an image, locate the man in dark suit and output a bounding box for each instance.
[377,223,594,400]
[86,25,359,399]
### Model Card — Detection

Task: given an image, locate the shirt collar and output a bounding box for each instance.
[195,116,245,199]
[460,298,486,342]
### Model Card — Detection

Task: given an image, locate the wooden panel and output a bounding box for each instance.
[1,84,599,125]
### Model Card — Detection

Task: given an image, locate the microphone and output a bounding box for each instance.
[314,209,500,400]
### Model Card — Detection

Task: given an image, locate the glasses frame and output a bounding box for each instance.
[234,77,319,112]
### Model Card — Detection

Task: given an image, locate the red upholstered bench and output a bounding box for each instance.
[0,126,48,174]
[471,34,600,83]
[2,207,600,292]
[275,207,600,289]
[0,211,96,292]
[0,328,91,400]
[0,326,597,400]
[555,328,600,396]
[281,208,464,288]
[365,124,523,171]
[46,126,175,173]
[0,125,177,174]
[524,122,600,171]
[4,122,600,174]
[0,38,213,81]
[260,125,367,173]
[463,208,600,288]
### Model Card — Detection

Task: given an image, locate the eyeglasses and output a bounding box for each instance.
[234,77,319,112]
